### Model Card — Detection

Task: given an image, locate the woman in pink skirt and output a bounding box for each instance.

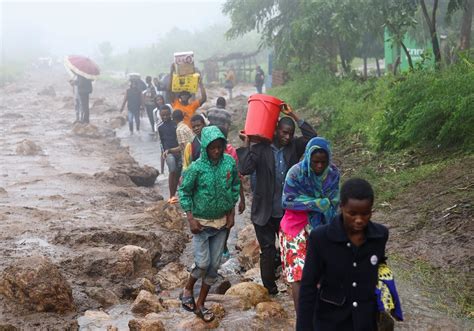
[279,137,340,312]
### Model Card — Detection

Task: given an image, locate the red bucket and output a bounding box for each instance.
[244,94,283,142]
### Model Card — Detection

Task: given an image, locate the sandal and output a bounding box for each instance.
[179,292,196,312]
[194,306,215,322]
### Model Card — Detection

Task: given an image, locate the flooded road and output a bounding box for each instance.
[0,69,472,330]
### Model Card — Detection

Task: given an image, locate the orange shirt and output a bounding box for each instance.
[172,100,200,128]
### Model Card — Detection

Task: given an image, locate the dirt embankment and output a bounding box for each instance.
[0,70,188,328]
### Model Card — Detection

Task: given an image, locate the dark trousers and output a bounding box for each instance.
[256,83,264,94]
[145,105,155,131]
[253,217,281,294]
[79,93,90,123]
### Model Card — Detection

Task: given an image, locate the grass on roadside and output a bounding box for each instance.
[390,253,474,319]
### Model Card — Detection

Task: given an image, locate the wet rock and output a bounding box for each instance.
[177,316,220,330]
[209,302,226,319]
[72,122,101,139]
[94,170,136,187]
[116,245,153,278]
[121,278,156,300]
[206,294,247,310]
[255,301,287,319]
[128,313,165,331]
[37,85,56,97]
[161,298,180,309]
[0,256,75,313]
[0,325,18,331]
[106,326,118,331]
[110,116,127,129]
[145,201,184,231]
[98,163,159,187]
[130,290,164,315]
[92,98,105,107]
[126,164,159,187]
[243,267,261,282]
[83,310,111,320]
[15,139,42,156]
[238,239,260,271]
[0,188,8,198]
[85,286,119,307]
[154,262,189,290]
[236,224,257,251]
[93,103,120,113]
[210,278,232,295]
[225,282,270,309]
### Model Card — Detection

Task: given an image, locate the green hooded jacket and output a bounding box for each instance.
[178,126,240,219]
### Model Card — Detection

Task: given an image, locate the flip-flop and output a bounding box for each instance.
[194,306,215,322]
[179,292,195,312]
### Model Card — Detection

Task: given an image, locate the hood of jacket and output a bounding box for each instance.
[200,125,227,163]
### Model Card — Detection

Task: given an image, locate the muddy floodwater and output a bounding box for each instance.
[0,69,472,330]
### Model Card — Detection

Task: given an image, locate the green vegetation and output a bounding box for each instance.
[269,63,474,151]
[224,0,473,74]
[391,253,474,318]
[0,61,27,87]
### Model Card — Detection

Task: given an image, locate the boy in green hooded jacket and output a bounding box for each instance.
[178,125,240,322]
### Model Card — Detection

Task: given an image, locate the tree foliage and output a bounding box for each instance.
[223,0,472,73]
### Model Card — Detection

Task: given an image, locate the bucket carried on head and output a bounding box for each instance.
[244,94,284,142]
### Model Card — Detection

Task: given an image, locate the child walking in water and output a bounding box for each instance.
[178,126,240,322]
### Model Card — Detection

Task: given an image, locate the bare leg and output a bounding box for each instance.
[195,283,211,309]
[184,275,198,297]
[291,281,301,313]
[169,171,177,197]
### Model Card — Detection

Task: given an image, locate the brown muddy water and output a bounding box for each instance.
[0,68,472,330]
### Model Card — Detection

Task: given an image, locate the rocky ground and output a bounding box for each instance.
[0,67,472,330]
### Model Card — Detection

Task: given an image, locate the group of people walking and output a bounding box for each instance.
[113,68,402,329]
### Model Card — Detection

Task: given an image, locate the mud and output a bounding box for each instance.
[0,68,472,330]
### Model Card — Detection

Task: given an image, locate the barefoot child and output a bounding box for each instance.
[297,178,390,330]
[178,126,240,322]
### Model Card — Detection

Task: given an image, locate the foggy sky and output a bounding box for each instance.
[1,1,227,59]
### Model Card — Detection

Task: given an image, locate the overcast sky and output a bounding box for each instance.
[1,0,228,59]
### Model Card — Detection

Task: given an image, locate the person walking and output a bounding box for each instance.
[178,126,240,323]
[158,105,181,200]
[120,80,144,134]
[183,114,207,170]
[238,105,317,295]
[279,137,340,313]
[206,97,232,135]
[224,67,235,100]
[170,64,207,128]
[143,76,158,132]
[255,65,265,94]
[297,178,393,331]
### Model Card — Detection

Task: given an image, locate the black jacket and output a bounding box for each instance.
[297,215,389,331]
[77,75,92,95]
[237,120,316,226]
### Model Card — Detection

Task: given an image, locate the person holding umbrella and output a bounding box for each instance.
[64,55,100,123]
